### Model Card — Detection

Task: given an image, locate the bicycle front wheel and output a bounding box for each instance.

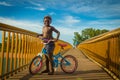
[61,55,78,74]
[29,56,42,75]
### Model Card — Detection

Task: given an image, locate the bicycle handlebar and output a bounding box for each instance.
[41,38,49,44]
[42,38,49,41]
[41,38,55,43]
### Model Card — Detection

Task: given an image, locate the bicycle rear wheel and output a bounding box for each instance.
[29,56,42,75]
[61,55,78,74]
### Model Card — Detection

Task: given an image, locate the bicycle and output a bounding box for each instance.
[29,38,78,75]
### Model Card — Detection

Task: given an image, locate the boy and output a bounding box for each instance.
[38,16,60,75]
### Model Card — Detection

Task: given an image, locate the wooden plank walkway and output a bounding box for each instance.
[7,48,113,80]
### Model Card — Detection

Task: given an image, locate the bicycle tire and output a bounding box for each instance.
[60,55,78,74]
[29,56,42,75]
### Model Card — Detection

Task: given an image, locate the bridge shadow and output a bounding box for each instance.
[19,70,106,80]
[19,73,33,80]
[54,70,105,76]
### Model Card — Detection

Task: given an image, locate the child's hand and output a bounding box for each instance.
[47,39,54,43]
[37,35,40,37]
[48,39,58,43]
[37,34,43,38]
[54,38,58,42]
[47,39,53,43]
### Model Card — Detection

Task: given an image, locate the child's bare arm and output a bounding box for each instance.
[37,27,44,39]
[52,27,60,41]
[37,34,43,39]
[37,34,43,37]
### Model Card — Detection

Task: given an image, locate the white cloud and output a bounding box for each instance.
[35,7,45,11]
[26,7,46,11]
[29,1,42,7]
[57,15,80,26]
[2,0,120,18]
[89,4,120,18]
[27,1,46,11]
[57,27,80,36]
[0,17,42,33]
[56,16,120,32]
[68,5,97,13]
[53,26,81,45]
[0,1,12,6]
[88,19,120,25]
[86,19,120,30]
[25,0,120,18]
[60,0,120,18]
[49,12,56,15]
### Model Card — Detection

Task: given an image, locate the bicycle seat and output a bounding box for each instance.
[58,43,67,47]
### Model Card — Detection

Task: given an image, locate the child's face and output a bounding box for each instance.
[44,18,51,26]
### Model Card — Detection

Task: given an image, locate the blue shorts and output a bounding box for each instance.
[45,42,55,54]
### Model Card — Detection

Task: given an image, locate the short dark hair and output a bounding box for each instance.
[44,15,52,23]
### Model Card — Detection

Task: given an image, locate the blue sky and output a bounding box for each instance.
[0,0,120,44]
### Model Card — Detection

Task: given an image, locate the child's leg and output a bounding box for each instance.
[45,42,55,74]
[41,55,49,73]
[45,55,49,71]
[48,53,54,73]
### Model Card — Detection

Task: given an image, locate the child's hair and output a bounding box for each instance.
[44,15,52,23]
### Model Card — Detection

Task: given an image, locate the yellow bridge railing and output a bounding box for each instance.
[77,28,120,79]
[0,23,72,80]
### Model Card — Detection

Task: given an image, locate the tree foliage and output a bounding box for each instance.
[73,28,109,46]
[73,32,83,46]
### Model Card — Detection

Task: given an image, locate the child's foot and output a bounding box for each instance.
[41,70,49,73]
[48,72,54,75]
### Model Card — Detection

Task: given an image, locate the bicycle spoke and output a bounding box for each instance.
[61,55,78,74]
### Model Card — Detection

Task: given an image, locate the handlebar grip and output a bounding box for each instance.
[42,38,49,43]
[42,38,48,41]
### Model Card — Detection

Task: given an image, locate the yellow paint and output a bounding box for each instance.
[77,28,120,79]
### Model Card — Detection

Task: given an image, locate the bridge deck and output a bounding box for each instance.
[6,48,113,80]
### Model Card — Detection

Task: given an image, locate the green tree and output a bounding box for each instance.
[73,32,83,47]
[81,28,109,39]
[101,29,109,33]
[82,28,95,39]
[73,28,109,45]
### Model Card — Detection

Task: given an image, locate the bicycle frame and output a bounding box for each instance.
[29,41,77,74]
[53,53,71,67]
[37,47,71,68]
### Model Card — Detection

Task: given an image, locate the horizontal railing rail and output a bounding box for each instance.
[0,23,72,80]
[77,28,120,80]
[0,23,37,37]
